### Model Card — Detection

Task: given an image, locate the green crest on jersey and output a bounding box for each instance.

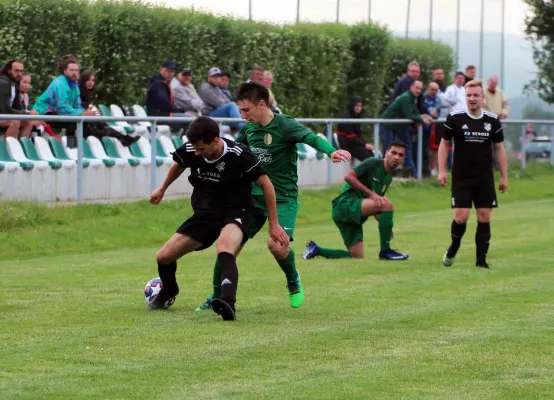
[264,133,272,145]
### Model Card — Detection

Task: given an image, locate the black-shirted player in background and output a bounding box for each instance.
[438,80,508,269]
[148,116,289,320]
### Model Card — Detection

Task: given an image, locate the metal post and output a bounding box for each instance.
[326,122,333,186]
[429,0,433,41]
[373,123,380,157]
[456,0,460,70]
[500,0,505,88]
[405,0,411,38]
[521,124,526,170]
[77,121,84,204]
[150,122,157,193]
[249,0,252,20]
[417,125,423,181]
[296,0,300,23]
[476,0,485,79]
[550,125,554,167]
[368,0,372,22]
[336,0,340,23]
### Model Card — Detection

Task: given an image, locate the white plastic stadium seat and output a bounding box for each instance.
[159,135,176,155]
[61,136,104,168]
[113,137,151,166]
[110,104,149,136]
[132,104,171,135]
[34,137,76,169]
[87,136,127,166]
[138,137,172,165]
[6,137,48,170]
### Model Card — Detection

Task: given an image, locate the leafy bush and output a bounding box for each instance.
[0,0,454,118]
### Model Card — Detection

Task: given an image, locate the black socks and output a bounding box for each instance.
[218,252,238,308]
[447,220,467,259]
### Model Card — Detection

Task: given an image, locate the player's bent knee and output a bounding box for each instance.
[156,249,173,264]
[381,200,394,212]
[267,239,288,258]
[476,209,491,222]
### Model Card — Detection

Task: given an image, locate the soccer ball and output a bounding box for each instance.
[144,277,175,309]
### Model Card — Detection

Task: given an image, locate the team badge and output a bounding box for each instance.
[264,133,272,145]
[215,161,225,172]
[484,122,491,132]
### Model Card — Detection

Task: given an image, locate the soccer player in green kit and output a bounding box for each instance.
[196,82,351,311]
[302,141,410,260]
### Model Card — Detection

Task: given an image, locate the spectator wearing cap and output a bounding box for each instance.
[198,67,243,130]
[170,65,205,116]
[145,60,189,120]
[218,71,234,102]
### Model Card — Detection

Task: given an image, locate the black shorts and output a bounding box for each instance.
[451,174,498,209]
[176,209,251,251]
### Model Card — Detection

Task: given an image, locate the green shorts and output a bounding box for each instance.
[331,194,367,249]
[248,195,299,240]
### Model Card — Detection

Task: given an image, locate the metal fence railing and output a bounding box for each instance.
[1,114,553,204]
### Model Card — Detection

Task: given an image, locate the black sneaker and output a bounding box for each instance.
[476,262,491,269]
[148,286,179,310]
[211,298,236,321]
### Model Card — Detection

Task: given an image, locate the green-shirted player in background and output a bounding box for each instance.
[195,82,351,311]
[303,141,410,261]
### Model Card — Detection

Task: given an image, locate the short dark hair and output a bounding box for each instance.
[389,140,407,150]
[235,82,270,106]
[186,116,220,144]
[465,64,476,71]
[455,71,465,78]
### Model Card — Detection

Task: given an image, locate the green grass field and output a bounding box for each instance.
[1,164,554,399]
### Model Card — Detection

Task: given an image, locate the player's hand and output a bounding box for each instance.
[365,143,374,151]
[331,149,351,163]
[438,171,448,187]
[149,187,165,205]
[371,193,386,207]
[269,223,290,247]
[498,178,508,193]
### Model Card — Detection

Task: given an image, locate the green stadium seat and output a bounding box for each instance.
[101,137,140,166]
[129,141,163,166]
[48,137,90,168]
[98,104,134,134]
[172,135,184,148]
[20,138,62,169]
[82,138,115,167]
[0,139,34,170]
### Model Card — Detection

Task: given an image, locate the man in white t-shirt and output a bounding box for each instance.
[445,71,467,113]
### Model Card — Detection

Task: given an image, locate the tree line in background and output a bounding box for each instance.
[0,0,454,119]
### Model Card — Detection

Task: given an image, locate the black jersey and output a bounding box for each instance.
[443,110,504,179]
[172,138,266,213]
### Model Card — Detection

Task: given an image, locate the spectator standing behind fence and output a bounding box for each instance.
[199,67,243,131]
[0,59,35,139]
[464,65,477,85]
[483,76,509,120]
[245,65,265,84]
[445,72,467,113]
[421,82,443,177]
[380,80,433,178]
[79,71,139,147]
[32,58,95,148]
[389,60,427,115]
[432,67,447,93]
[262,70,281,114]
[336,96,374,161]
[170,65,204,116]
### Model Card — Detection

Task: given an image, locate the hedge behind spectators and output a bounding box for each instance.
[0,0,454,118]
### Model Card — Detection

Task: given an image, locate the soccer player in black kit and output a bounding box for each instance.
[148,116,289,320]
[438,80,508,269]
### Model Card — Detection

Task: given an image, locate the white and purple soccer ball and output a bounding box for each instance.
[144,277,175,309]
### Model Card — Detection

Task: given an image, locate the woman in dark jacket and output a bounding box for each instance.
[79,71,139,146]
[336,96,374,161]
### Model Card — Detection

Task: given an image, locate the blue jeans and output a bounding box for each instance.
[395,128,417,178]
[379,125,393,154]
[209,103,244,130]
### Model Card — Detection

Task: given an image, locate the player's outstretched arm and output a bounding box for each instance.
[437,139,450,187]
[255,174,290,247]
[149,162,185,205]
[494,142,509,193]
[300,132,351,162]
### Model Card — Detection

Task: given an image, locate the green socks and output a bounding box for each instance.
[277,248,300,284]
[379,211,394,251]
[319,247,351,259]
[211,259,222,298]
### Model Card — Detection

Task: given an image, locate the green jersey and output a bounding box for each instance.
[338,158,392,199]
[236,113,336,201]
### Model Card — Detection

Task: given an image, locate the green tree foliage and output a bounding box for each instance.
[524,0,554,104]
[0,0,454,117]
